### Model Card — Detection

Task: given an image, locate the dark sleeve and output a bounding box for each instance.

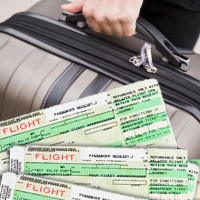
[140,0,200,49]
[160,0,200,11]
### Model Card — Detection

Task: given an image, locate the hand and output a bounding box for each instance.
[62,0,143,37]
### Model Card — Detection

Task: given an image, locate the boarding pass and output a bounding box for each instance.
[10,146,199,200]
[0,79,177,172]
[0,173,146,200]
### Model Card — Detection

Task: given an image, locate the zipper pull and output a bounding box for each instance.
[129,43,157,73]
[136,17,190,71]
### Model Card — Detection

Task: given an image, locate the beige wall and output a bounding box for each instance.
[0,0,41,22]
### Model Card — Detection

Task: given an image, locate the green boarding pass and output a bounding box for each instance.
[0,173,146,200]
[189,159,200,181]
[10,146,198,200]
[187,162,199,199]
[189,159,200,199]
[0,79,177,172]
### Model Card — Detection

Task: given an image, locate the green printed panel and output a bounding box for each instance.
[62,114,88,125]
[0,111,115,152]
[189,159,200,166]
[114,90,159,107]
[61,111,115,131]
[116,97,162,116]
[188,184,194,193]
[149,162,187,168]
[105,140,124,147]
[25,163,147,177]
[149,185,188,194]
[13,190,62,200]
[188,173,195,192]
[121,112,167,133]
[149,169,188,178]
[125,126,171,146]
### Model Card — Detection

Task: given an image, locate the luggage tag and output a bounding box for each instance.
[129,43,157,73]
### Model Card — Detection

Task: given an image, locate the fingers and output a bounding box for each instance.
[86,18,101,33]
[109,21,124,37]
[122,21,137,37]
[62,0,143,37]
[83,0,140,37]
[82,1,122,36]
[91,14,136,37]
[61,0,85,13]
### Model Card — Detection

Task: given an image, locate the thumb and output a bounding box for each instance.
[61,0,85,13]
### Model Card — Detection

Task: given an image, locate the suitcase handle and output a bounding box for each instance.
[61,12,190,71]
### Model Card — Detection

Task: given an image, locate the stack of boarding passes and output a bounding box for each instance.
[0,79,199,200]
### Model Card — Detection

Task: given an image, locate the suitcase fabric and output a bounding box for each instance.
[0,0,200,160]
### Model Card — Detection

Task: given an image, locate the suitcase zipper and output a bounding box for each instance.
[62,11,191,72]
[1,13,200,121]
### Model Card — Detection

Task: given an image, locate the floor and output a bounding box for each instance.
[0,0,199,53]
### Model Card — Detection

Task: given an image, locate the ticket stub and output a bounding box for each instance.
[187,162,199,199]
[0,79,177,172]
[0,173,145,200]
[10,146,196,200]
[195,182,200,199]
[190,160,200,181]
[189,160,200,199]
